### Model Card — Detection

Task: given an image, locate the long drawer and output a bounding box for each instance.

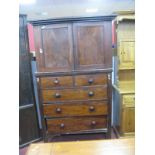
[42,86,108,102]
[43,101,108,117]
[75,74,108,86]
[46,116,107,134]
[40,76,73,88]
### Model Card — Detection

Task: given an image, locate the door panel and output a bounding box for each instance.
[19,15,40,147]
[19,107,40,145]
[121,107,135,133]
[119,40,135,69]
[36,24,73,72]
[73,22,112,70]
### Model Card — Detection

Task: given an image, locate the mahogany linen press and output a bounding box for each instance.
[31,16,115,141]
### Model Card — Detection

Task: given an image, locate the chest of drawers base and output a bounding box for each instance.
[37,71,112,141]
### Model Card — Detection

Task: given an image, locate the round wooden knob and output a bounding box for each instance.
[88,91,94,97]
[55,93,61,98]
[89,106,95,111]
[56,108,61,113]
[60,123,65,128]
[54,79,59,84]
[91,121,96,126]
[88,78,94,84]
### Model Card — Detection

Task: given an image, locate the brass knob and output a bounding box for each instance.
[89,106,95,111]
[55,93,61,98]
[88,78,94,84]
[91,121,96,126]
[54,79,59,84]
[88,91,94,97]
[56,108,61,113]
[60,123,65,128]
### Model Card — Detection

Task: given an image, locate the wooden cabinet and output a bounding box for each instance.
[112,12,135,137]
[32,16,114,141]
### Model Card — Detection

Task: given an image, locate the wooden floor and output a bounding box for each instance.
[20,129,117,155]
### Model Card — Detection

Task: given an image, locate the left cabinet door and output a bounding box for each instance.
[19,15,40,147]
[34,24,73,72]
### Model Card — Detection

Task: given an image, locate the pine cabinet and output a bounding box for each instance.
[112,12,135,137]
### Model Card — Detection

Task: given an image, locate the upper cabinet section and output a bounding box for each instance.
[32,16,114,73]
[116,18,135,70]
[73,22,112,70]
[34,24,73,72]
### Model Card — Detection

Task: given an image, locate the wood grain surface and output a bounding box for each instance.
[43,101,108,117]
[26,138,134,155]
[46,116,107,133]
[42,86,108,102]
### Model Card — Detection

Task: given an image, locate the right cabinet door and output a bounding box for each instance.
[73,21,112,70]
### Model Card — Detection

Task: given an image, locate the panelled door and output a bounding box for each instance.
[35,24,73,72]
[121,106,135,133]
[19,15,40,147]
[119,40,135,69]
[73,21,112,70]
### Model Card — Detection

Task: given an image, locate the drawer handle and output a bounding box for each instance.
[55,93,61,98]
[91,121,96,126]
[88,78,94,84]
[89,106,95,111]
[60,123,65,129]
[54,79,59,84]
[88,91,94,97]
[56,108,61,113]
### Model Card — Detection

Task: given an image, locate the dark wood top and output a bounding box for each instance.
[35,69,112,77]
[29,15,116,26]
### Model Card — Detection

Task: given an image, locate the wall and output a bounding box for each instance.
[19,0,135,21]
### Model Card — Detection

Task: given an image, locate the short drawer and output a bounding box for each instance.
[43,101,108,117]
[40,76,73,88]
[122,94,135,106]
[46,116,107,134]
[42,86,108,102]
[75,74,108,86]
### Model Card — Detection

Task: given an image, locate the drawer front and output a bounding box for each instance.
[43,101,108,117]
[42,86,108,102]
[46,116,107,134]
[122,94,135,106]
[75,74,108,86]
[40,76,73,88]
